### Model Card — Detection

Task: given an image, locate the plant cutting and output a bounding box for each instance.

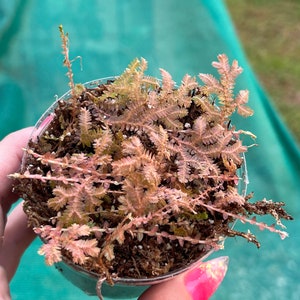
[11,27,292,299]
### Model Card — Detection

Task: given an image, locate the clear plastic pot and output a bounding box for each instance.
[23,78,248,300]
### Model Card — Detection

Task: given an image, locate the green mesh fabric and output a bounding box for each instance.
[1,1,299,299]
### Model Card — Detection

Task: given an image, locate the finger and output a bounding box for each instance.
[0,127,33,214]
[138,256,228,300]
[0,202,36,281]
[0,265,11,300]
[0,205,4,245]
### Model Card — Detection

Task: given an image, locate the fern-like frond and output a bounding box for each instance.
[198,73,221,94]
[193,95,221,122]
[48,185,77,211]
[159,68,175,95]
[191,116,224,146]
[36,224,99,266]
[38,241,62,265]
[191,117,225,146]
[93,129,113,155]
[49,182,104,227]
[141,75,160,90]
[118,175,146,215]
[202,124,225,145]
[192,116,207,137]
[159,105,188,130]
[149,125,171,161]
[81,181,105,212]
[79,107,93,147]
[198,54,248,121]
[79,111,92,145]
[214,186,245,207]
[122,136,145,156]
[154,187,193,214]
[142,164,161,189]
[118,171,160,217]
[112,136,156,177]
[60,201,88,226]
[212,54,243,80]
[99,58,151,107]
[111,156,141,176]
[115,58,141,85]
[235,90,254,117]
[220,140,247,165]
[177,75,199,108]
[216,56,241,117]
[176,146,208,183]
[112,98,148,124]
[64,239,100,265]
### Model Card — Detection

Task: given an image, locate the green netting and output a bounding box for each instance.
[1,0,299,299]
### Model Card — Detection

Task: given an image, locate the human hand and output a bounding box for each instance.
[0,128,36,300]
[139,256,228,300]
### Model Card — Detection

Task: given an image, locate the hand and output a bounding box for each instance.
[0,128,228,300]
[139,256,228,300]
[0,128,36,300]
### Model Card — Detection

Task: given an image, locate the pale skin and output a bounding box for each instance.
[0,128,37,300]
[0,128,227,300]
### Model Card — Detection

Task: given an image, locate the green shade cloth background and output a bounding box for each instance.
[0,0,299,299]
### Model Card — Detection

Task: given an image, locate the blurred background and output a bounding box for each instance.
[226,0,300,144]
[0,0,299,299]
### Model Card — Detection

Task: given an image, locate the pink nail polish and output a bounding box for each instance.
[184,256,229,300]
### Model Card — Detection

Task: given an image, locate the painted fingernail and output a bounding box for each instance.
[184,256,229,300]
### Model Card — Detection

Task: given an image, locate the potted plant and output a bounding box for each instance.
[11,27,292,299]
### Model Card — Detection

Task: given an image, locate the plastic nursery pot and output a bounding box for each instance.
[23,77,248,300]
[54,250,215,299]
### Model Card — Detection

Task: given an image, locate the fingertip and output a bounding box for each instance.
[184,256,229,300]
[0,127,34,212]
[139,256,228,300]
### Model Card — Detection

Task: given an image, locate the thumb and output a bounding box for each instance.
[0,266,11,300]
[138,256,228,300]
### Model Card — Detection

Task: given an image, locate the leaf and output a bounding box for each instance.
[193,116,207,137]
[93,130,113,155]
[160,106,188,130]
[38,243,62,265]
[65,239,100,265]
[221,140,247,164]
[119,176,145,215]
[212,54,243,79]
[176,74,198,108]
[149,125,171,160]
[122,136,144,156]
[143,164,161,188]
[215,186,245,206]
[180,74,198,91]
[193,95,221,121]
[235,90,254,117]
[103,244,115,261]
[48,186,77,211]
[198,73,221,93]
[112,156,140,176]
[201,124,224,145]
[237,104,254,117]
[67,224,92,237]
[79,107,92,134]
[81,182,105,212]
[145,104,187,130]
[160,68,175,94]
[79,107,93,147]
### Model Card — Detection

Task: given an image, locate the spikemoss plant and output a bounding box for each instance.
[11,27,292,284]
